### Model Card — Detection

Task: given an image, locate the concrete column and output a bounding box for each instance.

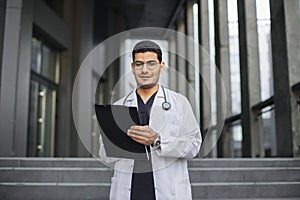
[168,35,177,91]
[283,0,300,157]
[56,0,74,157]
[57,50,74,157]
[214,0,232,157]
[0,0,6,86]
[199,0,210,131]
[177,17,187,96]
[0,0,23,156]
[74,0,95,157]
[14,0,34,156]
[270,0,300,156]
[237,0,262,157]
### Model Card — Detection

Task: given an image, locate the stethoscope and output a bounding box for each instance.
[123,85,171,110]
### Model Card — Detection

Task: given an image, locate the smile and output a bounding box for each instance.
[140,76,152,79]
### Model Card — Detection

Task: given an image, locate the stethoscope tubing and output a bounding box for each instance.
[122,85,171,110]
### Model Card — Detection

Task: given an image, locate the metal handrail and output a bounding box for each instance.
[252,96,274,112]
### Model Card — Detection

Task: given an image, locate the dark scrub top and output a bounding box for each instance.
[130,91,157,200]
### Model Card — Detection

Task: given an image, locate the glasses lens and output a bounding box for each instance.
[134,62,144,69]
[147,61,158,69]
[134,61,159,69]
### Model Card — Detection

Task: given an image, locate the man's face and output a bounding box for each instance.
[132,51,165,89]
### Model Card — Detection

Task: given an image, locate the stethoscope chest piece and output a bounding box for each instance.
[162,101,171,110]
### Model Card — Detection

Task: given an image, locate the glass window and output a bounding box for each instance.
[256,0,273,103]
[255,0,277,157]
[227,0,241,115]
[227,0,243,158]
[231,124,243,157]
[224,122,243,158]
[31,37,60,84]
[28,80,57,157]
[42,45,60,83]
[31,38,42,73]
[258,108,277,157]
[27,37,60,157]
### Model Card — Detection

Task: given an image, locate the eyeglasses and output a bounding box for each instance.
[133,61,160,70]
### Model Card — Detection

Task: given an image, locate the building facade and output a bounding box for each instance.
[0,0,299,158]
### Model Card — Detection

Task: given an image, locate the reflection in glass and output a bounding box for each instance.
[258,107,277,157]
[256,0,273,103]
[231,124,243,157]
[28,81,57,157]
[28,37,60,157]
[42,45,58,83]
[31,38,42,73]
[255,0,277,157]
[31,37,60,84]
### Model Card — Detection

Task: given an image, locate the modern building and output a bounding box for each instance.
[1,0,300,159]
[1,0,300,199]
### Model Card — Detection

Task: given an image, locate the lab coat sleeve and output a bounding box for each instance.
[156,95,202,159]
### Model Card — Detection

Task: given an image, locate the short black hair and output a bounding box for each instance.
[132,40,162,63]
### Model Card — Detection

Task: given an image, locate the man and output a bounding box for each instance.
[99,40,202,200]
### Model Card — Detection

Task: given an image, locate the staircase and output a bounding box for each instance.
[0,158,299,199]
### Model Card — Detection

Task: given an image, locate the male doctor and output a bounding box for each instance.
[99,40,202,200]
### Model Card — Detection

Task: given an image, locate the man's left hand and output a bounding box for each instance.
[127,125,158,145]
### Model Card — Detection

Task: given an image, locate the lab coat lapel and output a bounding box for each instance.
[125,86,164,108]
[149,85,167,132]
[124,89,138,107]
[153,85,165,107]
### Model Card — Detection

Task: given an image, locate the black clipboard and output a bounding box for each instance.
[95,104,148,160]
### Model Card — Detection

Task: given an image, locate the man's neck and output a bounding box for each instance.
[137,84,159,103]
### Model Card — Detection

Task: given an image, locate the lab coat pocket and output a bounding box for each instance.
[174,177,192,200]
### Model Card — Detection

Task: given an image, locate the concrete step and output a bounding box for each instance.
[1,158,299,199]
[0,157,107,168]
[0,183,110,200]
[1,182,299,199]
[2,158,300,168]
[189,167,300,182]
[191,182,300,199]
[193,199,300,200]
[188,158,300,168]
[0,167,113,183]
[1,167,299,183]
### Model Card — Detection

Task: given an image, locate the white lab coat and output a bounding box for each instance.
[99,85,202,200]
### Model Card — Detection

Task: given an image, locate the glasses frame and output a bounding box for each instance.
[133,61,160,70]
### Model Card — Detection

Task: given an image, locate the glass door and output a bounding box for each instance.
[28,81,57,156]
[27,36,60,157]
